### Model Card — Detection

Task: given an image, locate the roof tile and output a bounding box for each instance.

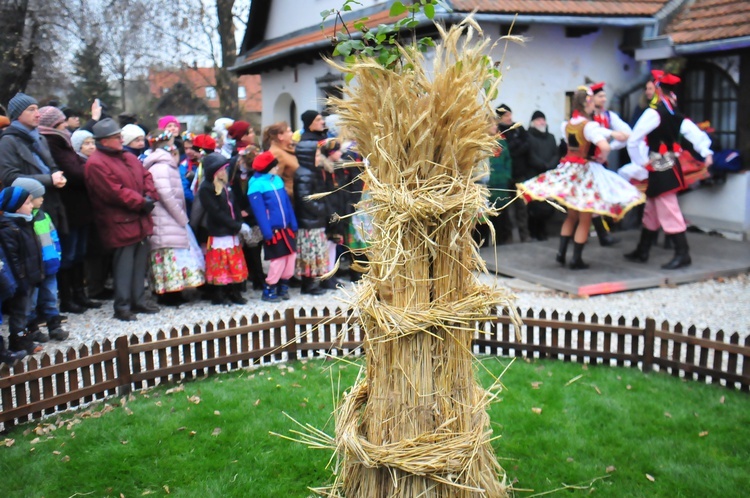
[666,0,750,44]
[450,0,670,16]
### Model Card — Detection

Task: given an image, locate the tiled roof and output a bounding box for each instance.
[666,0,750,44]
[448,0,671,16]
[244,9,406,64]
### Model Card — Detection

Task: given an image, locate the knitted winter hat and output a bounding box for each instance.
[71,130,94,153]
[227,120,251,140]
[252,151,278,173]
[0,186,31,213]
[530,110,546,122]
[121,124,146,146]
[301,110,320,132]
[157,115,179,129]
[7,93,38,121]
[38,106,66,129]
[11,177,45,199]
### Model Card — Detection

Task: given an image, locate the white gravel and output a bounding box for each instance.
[6,271,749,356]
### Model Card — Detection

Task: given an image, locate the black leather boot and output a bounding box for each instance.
[556,236,571,266]
[592,217,620,247]
[72,263,102,308]
[210,285,229,305]
[661,232,691,270]
[568,242,589,270]
[58,269,86,313]
[624,228,658,263]
[227,284,248,305]
[301,277,326,296]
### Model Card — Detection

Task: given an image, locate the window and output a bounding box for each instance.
[681,62,738,150]
[205,86,217,100]
[238,86,247,100]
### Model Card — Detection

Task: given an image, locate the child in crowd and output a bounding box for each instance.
[248,151,298,302]
[11,178,69,342]
[198,152,250,305]
[144,130,205,306]
[0,186,44,362]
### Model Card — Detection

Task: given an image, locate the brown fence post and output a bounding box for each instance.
[285,308,298,362]
[115,336,132,395]
[642,318,656,373]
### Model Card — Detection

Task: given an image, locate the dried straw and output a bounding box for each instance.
[309,18,521,497]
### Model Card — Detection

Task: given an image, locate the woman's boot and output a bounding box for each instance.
[301,277,326,296]
[556,236,571,266]
[568,242,589,270]
[624,228,658,263]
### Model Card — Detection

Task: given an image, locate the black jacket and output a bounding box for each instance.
[499,122,531,181]
[527,127,560,176]
[198,180,243,238]
[0,215,44,292]
[295,130,326,172]
[0,125,68,234]
[294,161,329,230]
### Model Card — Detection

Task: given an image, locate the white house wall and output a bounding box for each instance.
[260,22,643,140]
[265,0,387,39]
[485,22,641,136]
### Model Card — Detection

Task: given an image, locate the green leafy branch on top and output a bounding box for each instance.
[320,0,451,78]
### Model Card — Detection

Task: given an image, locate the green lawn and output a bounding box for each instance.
[1,356,748,497]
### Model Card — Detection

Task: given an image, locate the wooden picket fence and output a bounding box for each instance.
[1,307,748,429]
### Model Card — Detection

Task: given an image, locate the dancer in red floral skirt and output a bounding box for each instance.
[517,87,645,269]
[198,153,249,304]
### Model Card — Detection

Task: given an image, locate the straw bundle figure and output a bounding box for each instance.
[318,18,520,498]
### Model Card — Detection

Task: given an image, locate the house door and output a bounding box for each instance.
[273,93,297,131]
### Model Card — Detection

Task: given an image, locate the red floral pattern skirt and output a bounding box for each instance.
[205,235,248,285]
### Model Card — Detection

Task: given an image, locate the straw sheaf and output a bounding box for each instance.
[313,17,516,497]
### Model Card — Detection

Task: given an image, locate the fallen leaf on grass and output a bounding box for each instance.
[291,383,302,388]
[664,412,672,418]
[720,396,725,404]
[30,437,40,444]
[187,395,201,404]
[61,455,70,462]
[699,431,708,437]
[155,401,162,407]
[606,466,616,473]
[141,490,155,495]
[212,428,222,437]
[646,474,655,482]
[189,431,197,437]
[254,399,261,406]
[566,457,574,462]
[121,440,129,445]
[53,450,61,455]
[531,407,542,414]
[166,385,185,395]
[164,485,170,494]
[2,438,15,447]
[214,410,221,416]
[531,382,542,389]
[592,385,602,395]
[626,385,632,390]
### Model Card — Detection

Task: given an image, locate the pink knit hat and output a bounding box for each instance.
[38,106,66,129]
[157,115,180,129]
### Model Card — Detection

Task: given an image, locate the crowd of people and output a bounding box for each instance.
[0,69,717,364]
[0,95,362,364]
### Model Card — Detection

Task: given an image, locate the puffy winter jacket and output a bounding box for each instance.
[0,214,44,292]
[32,208,61,276]
[294,161,329,230]
[144,149,190,250]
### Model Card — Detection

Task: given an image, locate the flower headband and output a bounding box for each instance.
[149,130,173,145]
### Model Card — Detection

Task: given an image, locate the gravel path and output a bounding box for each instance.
[6,271,748,356]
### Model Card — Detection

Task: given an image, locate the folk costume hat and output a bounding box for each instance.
[590,81,605,94]
[252,151,278,173]
[192,134,217,153]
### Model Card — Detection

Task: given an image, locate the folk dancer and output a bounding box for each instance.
[624,70,713,270]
